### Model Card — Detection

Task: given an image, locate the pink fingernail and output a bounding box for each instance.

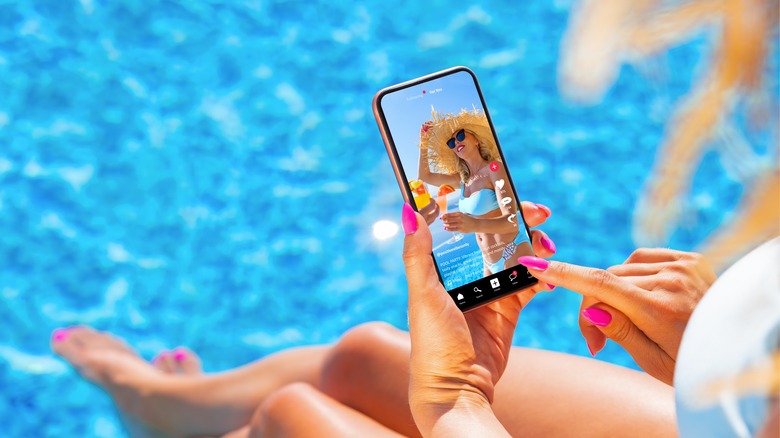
[402,203,418,235]
[535,203,551,217]
[423,124,429,132]
[517,256,549,271]
[52,328,70,343]
[586,342,596,357]
[173,349,187,362]
[547,283,556,290]
[582,308,612,327]
[540,236,556,254]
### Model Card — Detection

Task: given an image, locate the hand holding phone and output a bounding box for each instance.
[373,66,539,312]
[403,201,554,436]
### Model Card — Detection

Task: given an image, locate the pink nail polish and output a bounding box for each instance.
[173,349,187,362]
[547,283,556,290]
[52,328,70,343]
[402,203,418,235]
[540,236,556,254]
[535,203,552,217]
[517,256,549,271]
[582,308,612,327]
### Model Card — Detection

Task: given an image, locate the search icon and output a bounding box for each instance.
[473,287,482,293]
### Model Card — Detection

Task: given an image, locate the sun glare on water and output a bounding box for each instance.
[372,220,399,240]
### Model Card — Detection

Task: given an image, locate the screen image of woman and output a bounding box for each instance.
[417,107,534,278]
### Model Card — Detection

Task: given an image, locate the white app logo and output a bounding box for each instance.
[490,278,500,288]
[457,293,464,301]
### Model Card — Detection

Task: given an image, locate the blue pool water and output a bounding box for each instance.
[1,1,772,436]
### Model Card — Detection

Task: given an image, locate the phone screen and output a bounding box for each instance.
[374,67,538,312]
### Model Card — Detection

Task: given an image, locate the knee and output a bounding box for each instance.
[320,322,402,396]
[249,383,318,437]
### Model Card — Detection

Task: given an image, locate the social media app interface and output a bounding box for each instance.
[380,70,537,310]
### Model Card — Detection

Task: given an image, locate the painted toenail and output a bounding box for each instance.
[52,328,70,343]
[173,349,187,362]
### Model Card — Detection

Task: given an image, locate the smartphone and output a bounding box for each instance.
[373,66,538,312]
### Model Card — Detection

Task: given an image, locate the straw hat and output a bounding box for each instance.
[420,106,498,175]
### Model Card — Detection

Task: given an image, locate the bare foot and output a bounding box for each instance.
[152,347,202,375]
[51,326,175,438]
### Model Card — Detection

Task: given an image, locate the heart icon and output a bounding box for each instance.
[495,179,505,190]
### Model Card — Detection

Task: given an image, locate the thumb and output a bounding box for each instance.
[402,204,452,322]
[581,324,607,357]
[579,297,607,357]
[581,304,675,385]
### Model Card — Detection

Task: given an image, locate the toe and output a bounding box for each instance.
[172,347,202,375]
[51,326,95,365]
[52,326,151,385]
[152,351,176,374]
[50,326,110,382]
[51,327,79,361]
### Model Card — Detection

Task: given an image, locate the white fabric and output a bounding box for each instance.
[675,238,780,437]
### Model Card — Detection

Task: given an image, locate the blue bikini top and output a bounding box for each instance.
[459,188,500,216]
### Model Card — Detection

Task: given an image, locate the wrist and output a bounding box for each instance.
[410,385,491,413]
[411,394,509,438]
[409,366,498,434]
[409,359,497,406]
[464,216,479,233]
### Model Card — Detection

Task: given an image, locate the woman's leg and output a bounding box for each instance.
[56,323,676,437]
[52,326,330,437]
[150,346,328,435]
[494,348,677,437]
[320,323,420,436]
[243,383,404,438]
[194,322,674,437]
[319,323,677,438]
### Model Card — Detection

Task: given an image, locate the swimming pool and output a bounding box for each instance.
[1,1,767,436]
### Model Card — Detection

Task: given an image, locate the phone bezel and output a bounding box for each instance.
[372,66,539,312]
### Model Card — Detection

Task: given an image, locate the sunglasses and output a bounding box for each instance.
[447,129,466,149]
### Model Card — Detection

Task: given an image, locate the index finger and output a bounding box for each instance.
[623,247,690,264]
[523,259,655,327]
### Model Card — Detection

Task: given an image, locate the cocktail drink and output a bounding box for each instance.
[440,185,463,243]
[409,180,431,210]
[434,194,448,215]
[435,184,455,218]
